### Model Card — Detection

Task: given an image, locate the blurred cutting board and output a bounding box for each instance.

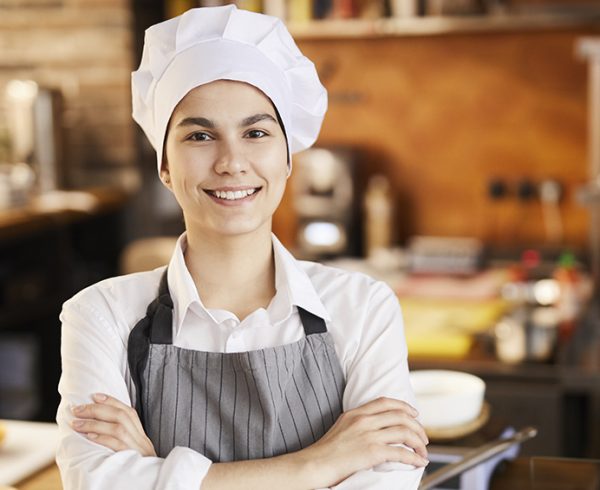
[0,420,59,486]
[401,297,508,357]
[392,269,510,358]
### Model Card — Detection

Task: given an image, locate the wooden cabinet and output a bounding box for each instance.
[484,380,562,456]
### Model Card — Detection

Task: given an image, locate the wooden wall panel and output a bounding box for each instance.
[274,28,600,250]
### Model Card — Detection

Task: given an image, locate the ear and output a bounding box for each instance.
[160,164,172,190]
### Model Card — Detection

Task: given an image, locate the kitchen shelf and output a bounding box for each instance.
[288,12,600,39]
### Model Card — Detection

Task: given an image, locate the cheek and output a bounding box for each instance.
[266,161,288,197]
[257,141,288,180]
[168,146,213,180]
[268,162,288,205]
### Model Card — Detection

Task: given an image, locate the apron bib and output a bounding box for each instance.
[127,270,346,461]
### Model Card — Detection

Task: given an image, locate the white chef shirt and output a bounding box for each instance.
[56,233,424,490]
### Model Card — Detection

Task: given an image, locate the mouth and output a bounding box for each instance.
[203,187,262,202]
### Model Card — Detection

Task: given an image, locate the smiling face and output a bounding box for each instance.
[163,80,289,240]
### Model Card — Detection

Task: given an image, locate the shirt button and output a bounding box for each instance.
[222,318,237,328]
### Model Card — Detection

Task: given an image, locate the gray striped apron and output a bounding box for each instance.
[127,269,345,461]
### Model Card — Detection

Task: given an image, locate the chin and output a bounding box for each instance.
[212,220,269,237]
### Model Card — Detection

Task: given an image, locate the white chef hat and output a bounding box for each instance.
[132,4,328,173]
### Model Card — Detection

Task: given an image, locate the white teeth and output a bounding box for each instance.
[211,188,257,200]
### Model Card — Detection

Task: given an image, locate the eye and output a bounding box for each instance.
[187,132,213,142]
[245,129,268,139]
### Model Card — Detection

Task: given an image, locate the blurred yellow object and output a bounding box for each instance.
[236,0,263,12]
[406,332,473,358]
[401,297,508,358]
[0,420,5,446]
[401,297,508,332]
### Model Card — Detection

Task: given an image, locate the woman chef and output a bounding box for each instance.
[56,5,428,489]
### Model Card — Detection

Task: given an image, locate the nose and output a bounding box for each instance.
[213,139,248,175]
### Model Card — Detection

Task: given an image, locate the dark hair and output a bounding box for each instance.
[271,102,290,165]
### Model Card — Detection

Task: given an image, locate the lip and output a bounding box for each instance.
[204,186,260,192]
[203,186,262,206]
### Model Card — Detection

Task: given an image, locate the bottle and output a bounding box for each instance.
[288,0,312,21]
[363,174,393,258]
[390,0,418,18]
[553,251,581,342]
[263,0,286,18]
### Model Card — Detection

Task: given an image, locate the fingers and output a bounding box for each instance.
[71,418,137,449]
[91,393,145,433]
[86,430,157,458]
[348,409,428,460]
[341,402,427,447]
[372,410,429,446]
[380,427,429,460]
[72,394,139,430]
[350,397,418,418]
[336,398,429,466]
[383,444,429,468]
[70,393,155,456]
[85,432,131,452]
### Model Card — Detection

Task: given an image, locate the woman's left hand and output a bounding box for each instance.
[70,393,156,457]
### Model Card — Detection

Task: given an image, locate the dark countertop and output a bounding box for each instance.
[0,187,130,242]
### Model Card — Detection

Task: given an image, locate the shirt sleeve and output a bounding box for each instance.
[56,295,211,490]
[333,278,425,489]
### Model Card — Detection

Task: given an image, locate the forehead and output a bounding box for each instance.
[172,80,276,118]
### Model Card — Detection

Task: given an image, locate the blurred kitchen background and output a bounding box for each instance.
[1,0,600,464]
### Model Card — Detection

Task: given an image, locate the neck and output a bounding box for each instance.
[183,227,276,315]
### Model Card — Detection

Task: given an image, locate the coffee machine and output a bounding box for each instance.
[4,80,63,193]
[291,147,363,259]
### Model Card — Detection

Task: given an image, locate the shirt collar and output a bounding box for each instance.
[270,233,331,323]
[167,232,331,337]
[167,233,204,337]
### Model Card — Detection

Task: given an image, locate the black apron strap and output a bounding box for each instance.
[150,270,174,344]
[127,268,173,424]
[297,306,327,335]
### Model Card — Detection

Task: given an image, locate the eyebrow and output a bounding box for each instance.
[176,113,277,129]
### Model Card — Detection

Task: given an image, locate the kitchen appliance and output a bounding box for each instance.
[408,236,484,276]
[291,147,363,259]
[4,80,64,193]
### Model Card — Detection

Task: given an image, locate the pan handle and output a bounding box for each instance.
[418,426,538,490]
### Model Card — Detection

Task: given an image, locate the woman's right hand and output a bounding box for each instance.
[298,397,429,488]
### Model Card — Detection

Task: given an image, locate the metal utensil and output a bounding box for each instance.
[419,426,538,490]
